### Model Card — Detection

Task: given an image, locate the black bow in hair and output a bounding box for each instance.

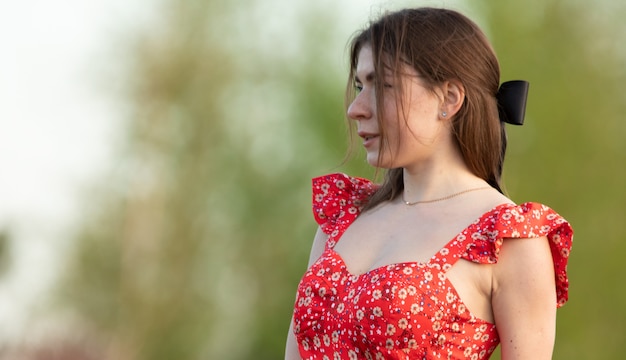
[496,80,529,126]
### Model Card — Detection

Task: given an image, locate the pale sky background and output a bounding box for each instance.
[0,0,157,340]
[0,0,468,342]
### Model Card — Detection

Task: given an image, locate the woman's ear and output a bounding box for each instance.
[440,79,465,119]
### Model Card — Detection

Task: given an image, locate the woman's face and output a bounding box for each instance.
[347,45,447,169]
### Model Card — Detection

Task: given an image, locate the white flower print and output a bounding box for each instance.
[398,318,408,329]
[372,289,382,300]
[398,288,408,299]
[337,302,345,313]
[410,303,420,315]
[433,321,441,331]
[385,339,394,350]
[314,336,321,348]
[486,230,499,239]
[446,291,456,303]
[407,339,417,349]
[348,350,358,360]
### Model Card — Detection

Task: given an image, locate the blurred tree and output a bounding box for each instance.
[481,0,626,359]
[0,229,10,277]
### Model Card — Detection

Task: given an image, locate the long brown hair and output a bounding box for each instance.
[345,8,505,211]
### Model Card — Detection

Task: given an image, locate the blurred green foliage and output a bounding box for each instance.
[51,0,625,359]
[0,229,10,277]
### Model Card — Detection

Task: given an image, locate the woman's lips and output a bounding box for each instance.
[359,133,379,148]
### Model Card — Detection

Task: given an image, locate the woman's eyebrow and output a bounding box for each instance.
[354,71,375,83]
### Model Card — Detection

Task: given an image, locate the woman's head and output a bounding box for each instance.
[346,8,506,196]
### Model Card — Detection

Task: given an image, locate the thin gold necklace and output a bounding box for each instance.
[402,186,491,206]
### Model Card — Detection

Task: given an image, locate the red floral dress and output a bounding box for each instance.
[293,173,573,360]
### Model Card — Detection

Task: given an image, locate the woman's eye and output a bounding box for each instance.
[355,84,363,92]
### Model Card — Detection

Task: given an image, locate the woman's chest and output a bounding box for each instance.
[293,251,497,354]
[331,206,466,276]
[296,250,461,327]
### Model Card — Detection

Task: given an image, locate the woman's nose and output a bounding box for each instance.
[347,91,373,121]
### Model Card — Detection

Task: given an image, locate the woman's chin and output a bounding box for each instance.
[366,154,393,169]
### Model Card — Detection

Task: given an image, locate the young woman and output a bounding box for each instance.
[286,8,573,360]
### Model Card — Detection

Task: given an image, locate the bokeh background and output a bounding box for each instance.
[0,0,624,359]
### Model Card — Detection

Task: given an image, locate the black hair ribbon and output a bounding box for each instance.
[496,80,529,125]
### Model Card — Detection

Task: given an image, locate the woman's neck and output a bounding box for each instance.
[401,150,487,204]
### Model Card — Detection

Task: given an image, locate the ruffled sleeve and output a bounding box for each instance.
[312,173,377,236]
[463,202,573,307]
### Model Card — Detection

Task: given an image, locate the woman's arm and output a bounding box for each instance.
[492,236,557,359]
[284,320,301,360]
[284,227,329,360]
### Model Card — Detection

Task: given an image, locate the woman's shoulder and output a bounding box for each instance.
[312,173,377,202]
[311,173,378,233]
[465,201,573,307]
[478,202,571,235]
